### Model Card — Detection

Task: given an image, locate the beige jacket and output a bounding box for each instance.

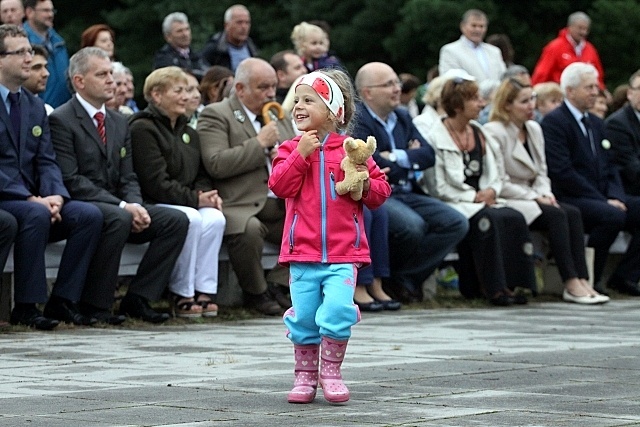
[483,120,553,224]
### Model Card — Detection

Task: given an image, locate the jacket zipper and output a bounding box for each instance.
[288,213,298,253]
[353,213,361,248]
[330,171,337,200]
[320,134,329,263]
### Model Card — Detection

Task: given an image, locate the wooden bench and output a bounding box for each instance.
[0,241,281,322]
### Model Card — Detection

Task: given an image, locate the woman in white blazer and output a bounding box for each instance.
[423,77,535,306]
[483,78,608,304]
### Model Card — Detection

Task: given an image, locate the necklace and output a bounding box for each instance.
[445,119,472,162]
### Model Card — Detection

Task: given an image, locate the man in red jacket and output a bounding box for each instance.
[532,11,605,89]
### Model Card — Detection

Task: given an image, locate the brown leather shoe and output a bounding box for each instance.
[245,291,282,316]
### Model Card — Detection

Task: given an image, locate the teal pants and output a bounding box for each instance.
[284,263,361,344]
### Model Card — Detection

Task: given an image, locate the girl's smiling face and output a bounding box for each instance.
[293,84,332,134]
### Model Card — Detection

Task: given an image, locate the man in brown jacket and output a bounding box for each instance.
[197,57,295,315]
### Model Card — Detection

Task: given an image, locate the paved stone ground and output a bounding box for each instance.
[1,300,639,426]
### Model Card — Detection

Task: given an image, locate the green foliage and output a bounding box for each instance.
[53,0,640,100]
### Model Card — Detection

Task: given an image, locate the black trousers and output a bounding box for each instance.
[529,202,589,282]
[81,203,189,310]
[457,206,536,299]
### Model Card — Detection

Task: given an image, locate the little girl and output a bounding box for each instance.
[290,22,343,72]
[269,70,391,404]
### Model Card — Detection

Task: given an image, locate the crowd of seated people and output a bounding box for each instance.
[2,1,640,331]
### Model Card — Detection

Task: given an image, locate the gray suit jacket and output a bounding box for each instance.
[439,36,506,83]
[197,95,294,235]
[49,96,142,205]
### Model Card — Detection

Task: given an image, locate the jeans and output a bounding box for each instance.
[385,192,468,292]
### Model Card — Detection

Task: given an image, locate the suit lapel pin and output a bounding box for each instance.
[32,125,42,137]
[234,109,245,123]
[120,147,126,158]
[182,133,190,144]
[601,139,611,150]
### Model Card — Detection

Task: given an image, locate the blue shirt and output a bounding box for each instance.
[23,22,71,108]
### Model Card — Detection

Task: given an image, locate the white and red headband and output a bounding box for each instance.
[296,72,345,124]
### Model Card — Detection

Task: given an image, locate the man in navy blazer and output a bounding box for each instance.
[353,62,468,302]
[0,25,103,329]
[605,70,640,196]
[542,62,640,296]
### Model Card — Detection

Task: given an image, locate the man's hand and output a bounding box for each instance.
[408,139,421,150]
[123,203,151,232]
[28,195,64,223]
[608,199,627,211]
[198,189,223,210]
[256,121,280,148]
[297,130,321,158]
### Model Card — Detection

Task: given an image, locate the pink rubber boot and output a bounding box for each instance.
[287,344,319,403]
[319,336,350,403]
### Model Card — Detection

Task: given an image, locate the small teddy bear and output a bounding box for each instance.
[335,136,377,201]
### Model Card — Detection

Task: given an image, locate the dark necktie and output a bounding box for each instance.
[94,111,106,144]
[255,113,264,128]
[8,92,20,141]
[581,115,596,156]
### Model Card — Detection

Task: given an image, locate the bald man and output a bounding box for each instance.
[197,58,295,315]
[353,61,468,303]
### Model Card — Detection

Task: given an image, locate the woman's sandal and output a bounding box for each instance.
[171,293,203,318]
[195,292,219,317]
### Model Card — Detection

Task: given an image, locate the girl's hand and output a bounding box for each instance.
[297,130,321,158]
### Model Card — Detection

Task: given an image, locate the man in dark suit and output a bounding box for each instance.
[352,62,468,302]
[542,62,640,296]
[0,25,103,329]
[49,47,189,324]
[197,57,294,315]
[605,69,640,196]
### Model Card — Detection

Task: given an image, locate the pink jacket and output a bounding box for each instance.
[269,132,391,266]
[531,28,605,88]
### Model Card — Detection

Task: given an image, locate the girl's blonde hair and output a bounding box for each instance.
[319,68,357,134]
[290,21,326,57]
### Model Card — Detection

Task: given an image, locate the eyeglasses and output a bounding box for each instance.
[0,48,35,57]
[366,79,402,89]
[34,7,56,14]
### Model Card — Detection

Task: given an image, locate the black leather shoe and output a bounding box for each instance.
[268,282,292,308]
[375,298,402,311]
[609,279,640,296]
[119,294,170,324]
[44,297,97,326]
[245,291,282,316]
[10,306,59,330]
[355,299,384,312]
[489,294,513,306]
[79,303,126,326]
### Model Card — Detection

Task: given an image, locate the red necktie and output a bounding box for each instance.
[94,111,106,144]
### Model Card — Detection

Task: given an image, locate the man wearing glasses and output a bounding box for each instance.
[22,0,69,108]
[0,25,103,329]
[353,62,468,303]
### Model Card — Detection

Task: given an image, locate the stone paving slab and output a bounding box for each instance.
[0,300,639,426]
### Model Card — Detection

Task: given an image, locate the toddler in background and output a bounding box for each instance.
[291,21,342,72]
